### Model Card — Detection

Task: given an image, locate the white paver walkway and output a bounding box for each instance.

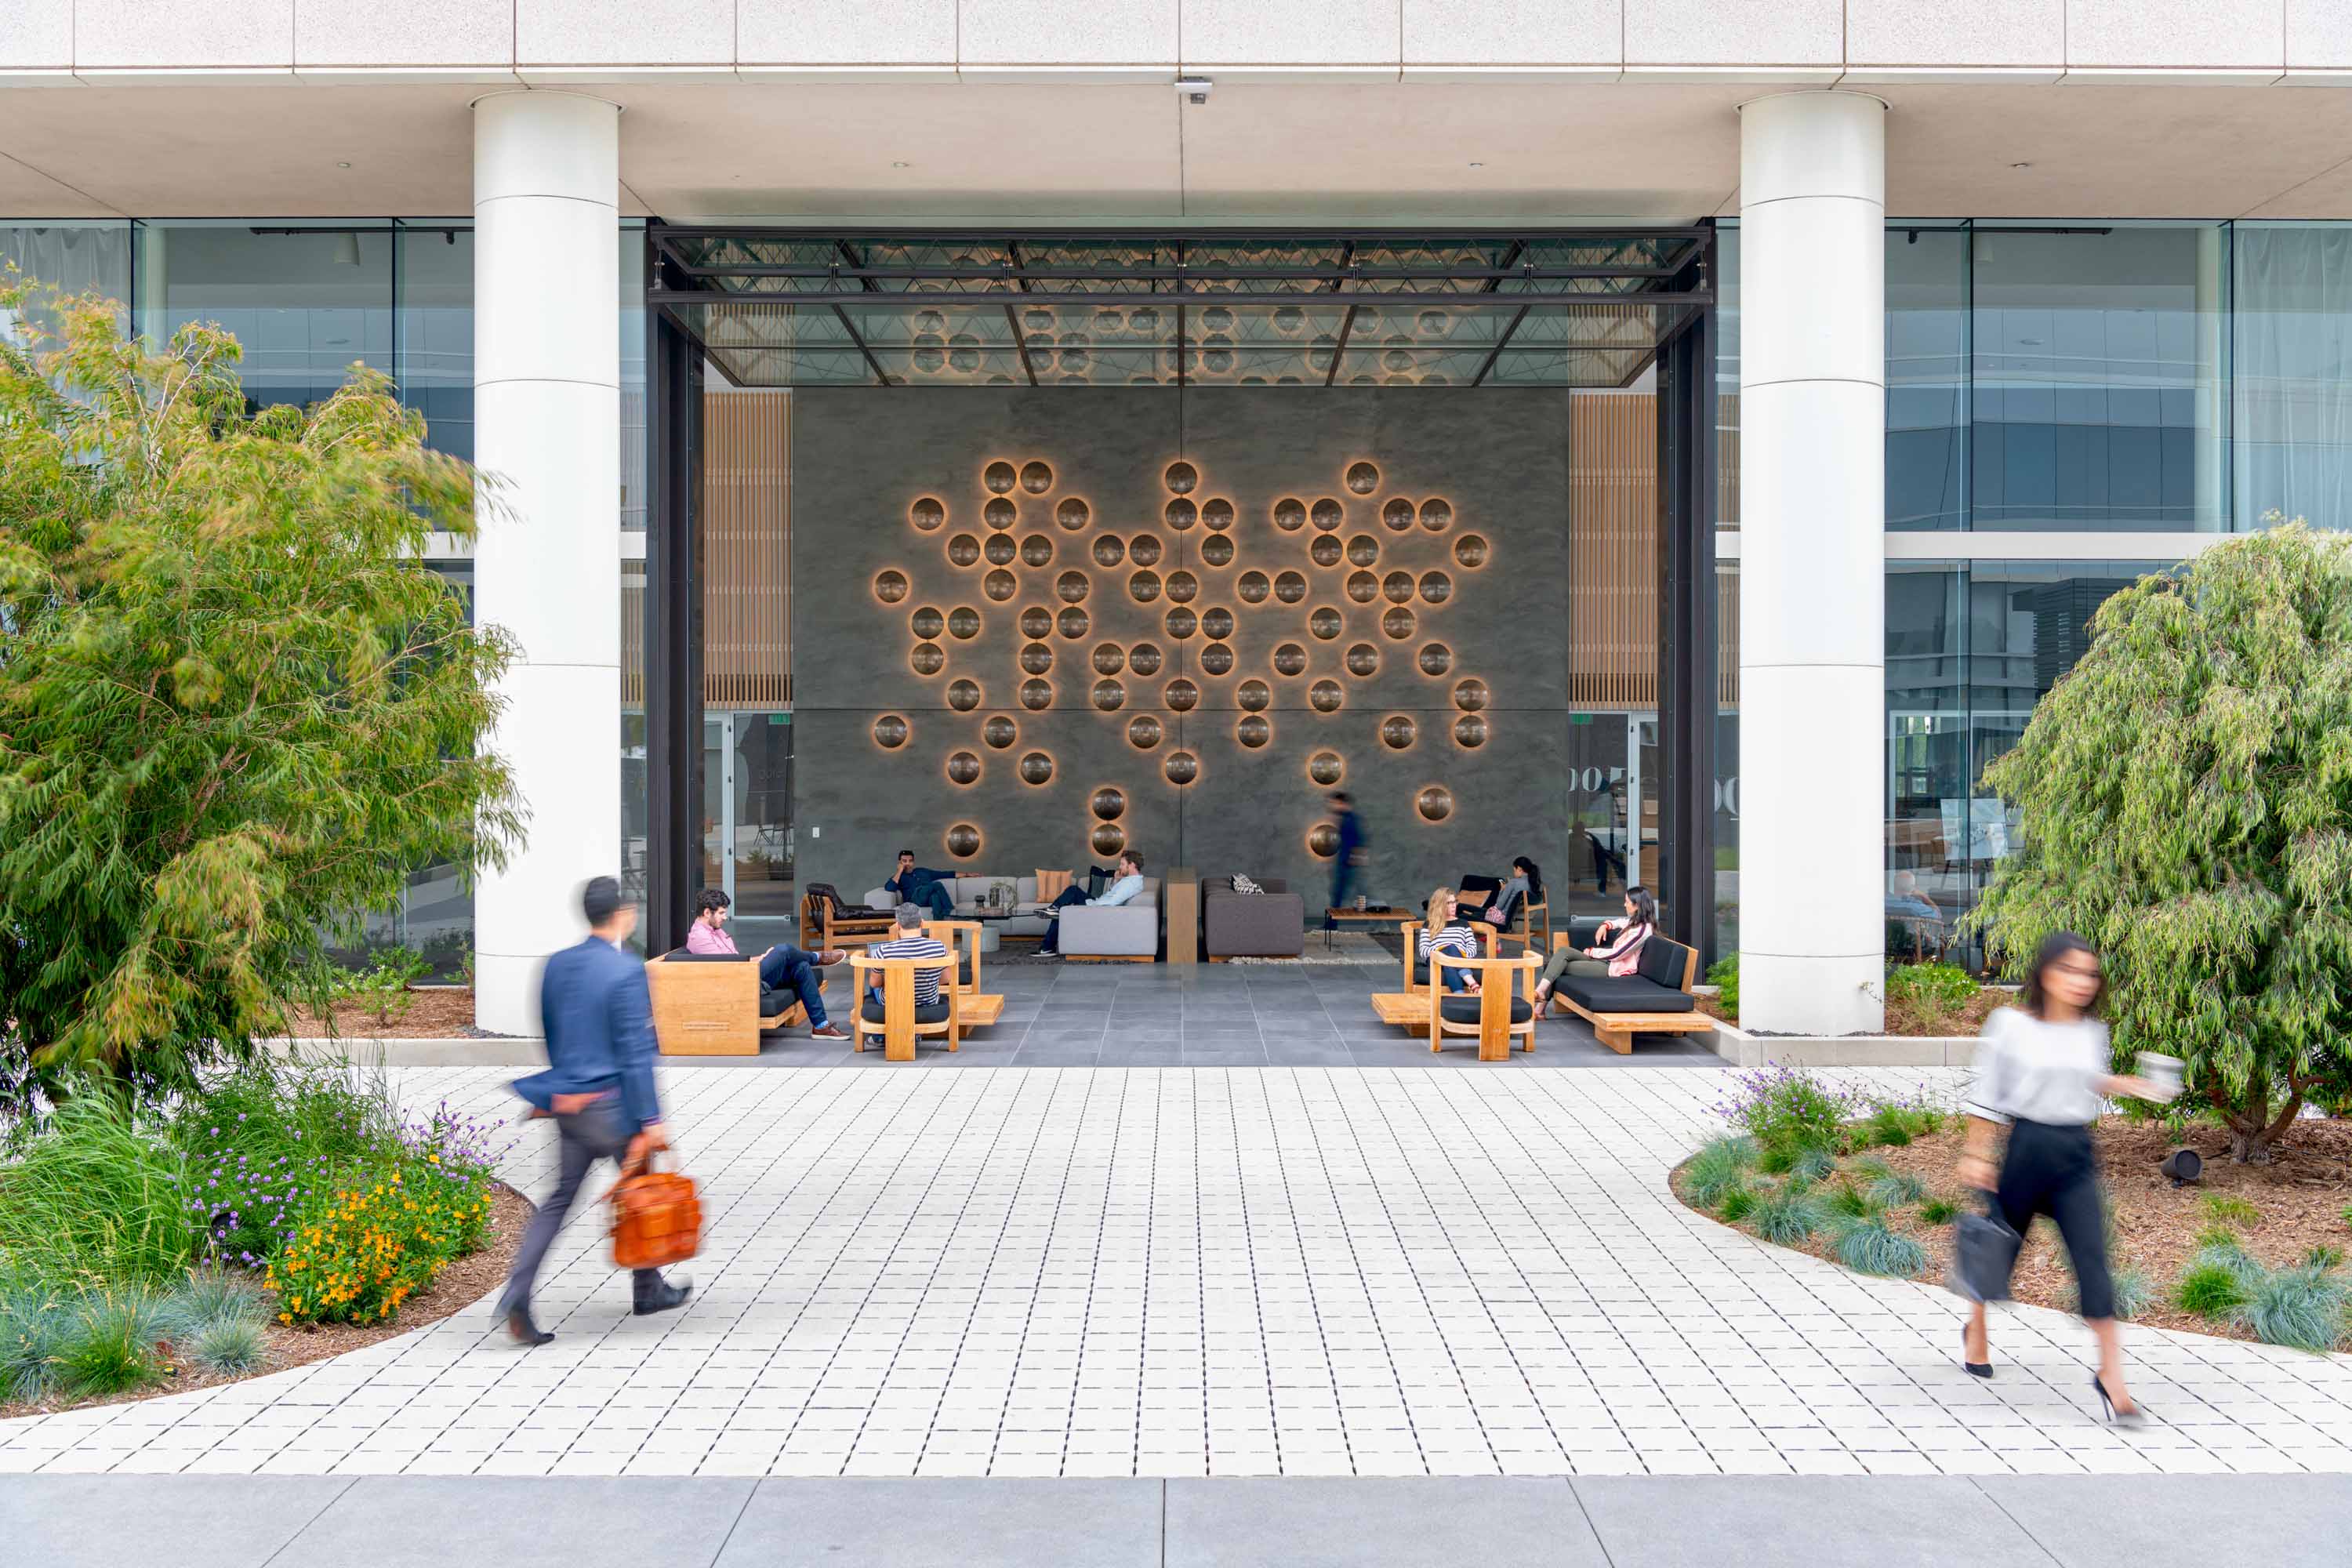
[5,1065,2350,1478]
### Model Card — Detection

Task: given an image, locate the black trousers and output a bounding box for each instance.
[1994,1117,2114,1321]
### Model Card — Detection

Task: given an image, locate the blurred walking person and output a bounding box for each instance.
[1957,931,2167,1421]
[498,875,691,1345]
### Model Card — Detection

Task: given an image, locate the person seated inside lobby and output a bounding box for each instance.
[685,887,849,1040]
[1038,851,1147,955]
[1886,869,1942,921]
[1531,884,1657,1010]
[884,848,957,920]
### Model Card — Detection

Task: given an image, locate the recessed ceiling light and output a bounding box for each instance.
[1468,162,1485,168]
[336,162,350,169]
[892,161,911,169]
[2011,162,2032,170]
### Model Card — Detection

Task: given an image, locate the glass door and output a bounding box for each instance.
[1563,714,1634,920]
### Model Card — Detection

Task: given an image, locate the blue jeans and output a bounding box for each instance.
[757,944,828,1029]
[902,880,955,919]
[1326,864,1356,928]
[1437,957,1472,993]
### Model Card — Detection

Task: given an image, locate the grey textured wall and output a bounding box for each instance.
[793,388,1573,916]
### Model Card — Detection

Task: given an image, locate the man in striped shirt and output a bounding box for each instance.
[866,903,951,1018]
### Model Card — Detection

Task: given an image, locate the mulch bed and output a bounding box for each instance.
[1675,1119,2352,1345]
[0,1181,531,1421]
[1696,986,2009,1036]
[282,987,481,1040]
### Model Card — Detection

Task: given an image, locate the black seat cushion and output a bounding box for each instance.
[663,950,752,963]
[1411,957,1430,986]
[859,999,953,1025]
[759,986,796,1018]
[1638,935,1693,990]
[1555,975,1694,1014]
[958,958,976,989]
[1439,995,1534,1026]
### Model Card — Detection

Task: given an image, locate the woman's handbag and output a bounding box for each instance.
[1950,1207,2021,1304]
[606,1149,702,1270]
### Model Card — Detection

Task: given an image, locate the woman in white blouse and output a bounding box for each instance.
[1959,931,2167,1423]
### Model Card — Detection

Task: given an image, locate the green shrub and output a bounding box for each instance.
[2194,1221,2245,1251]
[1683,1137,1758,1208]
[0,1278,71,1403]
[1918,1195,1960,1225]
[1757,1142,1798,1175]
[1748,1188,1827,1246]
[333,950,431,1028]
[267,1159,492,1326]
[189,1316,267,1376]
[1718,1185,1758,1223]
[53,1291,163,1400]
[2078,1264,2154,1321]
[1848,1156,1894,1179]
[1832,1216,1928,1278]
[0,1096,194,1287]
[1722,1065,1851,1160]
[1791,1146,1837,1184]
[1862,1105,1914,1148]
[2175,1261,2252,1317]
[2201,1193,2261,1229]
[1827,1181,1882,1221]
[157,1270,265,1344]
[1883,963,1980,1034]
[2240,1261,2352,1353]
[171,1058,402,1266]
[1704,954,1738,1017]
[1869,1172,1929,1208]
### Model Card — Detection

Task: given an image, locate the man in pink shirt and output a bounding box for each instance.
[686,888,848,1039]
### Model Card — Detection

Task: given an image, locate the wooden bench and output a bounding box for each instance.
[1543,931,1716,1055]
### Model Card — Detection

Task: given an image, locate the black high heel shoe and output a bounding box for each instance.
[1961,1330,1992,1380]
[2092,1373,2145,1425]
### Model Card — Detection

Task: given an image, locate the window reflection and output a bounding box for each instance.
[135,222,394,412]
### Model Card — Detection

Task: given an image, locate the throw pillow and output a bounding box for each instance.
[1231,874,1265,896]
[1036,869,1073,899]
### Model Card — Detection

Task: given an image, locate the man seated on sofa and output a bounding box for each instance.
[1039,851,1145,955]
[684,888,849,1040]
[883,848,957,920]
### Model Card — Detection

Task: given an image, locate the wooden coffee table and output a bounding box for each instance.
[1320,908,1409,949]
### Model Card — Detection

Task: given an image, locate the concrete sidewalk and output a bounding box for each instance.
[7,1473,2349,1566]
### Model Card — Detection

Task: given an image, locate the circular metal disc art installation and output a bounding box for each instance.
[1164,460,1198,495]
[1306,822,1340,858]
[1019,605,1054,639]
[1381,497,1415,532]
[1382,570,1415,604]
[1091,535,1126,568]
[984,533,1018,566]
[910,496,946,532]
[1018,751,1054,785]
[1057,606,1089,640]
[1091,678,1127,711]
[1345,461,1381,495]
[1165,498,1197,531]
[1021,534,1054,567]
[1345,643,1380,677]
[1274,571,1308,604]
[1021,641,1054,675]
[1200,534,1235,568]
[1272,643,1308,677]
[911,605,945,640]
[1380,713,1418,750]
[1127,715,1163,750]
[1417,642,1454,677]
[982,715,1018,750]
[873,569,909,604]
[1420,498,1453,532]
[1129,642,1164,677]
[946,823,982,858]
[1201,607,1236,641]
[1308,750,1345,786]
[1381,606,1417,641]
[1056,570,1090,604]
[1200,642,1235,677]
[984,497,1017,530]
[1091,642,1125,675]
[984,569,1017,601]
[1091,823,1127,858]
[1166,570,1199,604]
[947,533,982,568]
[948,607,982,640]
[1308,607,1343,641]
[1164,607,1197,640]
[1346,534,1381,567]
[983,460,1017,495]
[1020,678,1054,711]
[1238,570,1272,604]
[1020,460,1054,495]
[1201,498,1235,532]
[1417,784,1455,822]
[910,641,945,676]
[1346,571,1381,604]
[1165,677,1200,711]
[1419,571,1453,605]
[1237,679,1272,712]
[1091,786,1126,822]
[1310,498,1345,532]
[1453,533,1489,569]
[947,678,982,712]
[1309,679,1345,713]
[1454,713,1489,749]
[1130,533,1163,566]
[1054,496,1089,530]
[1454,677,1490,712]
[1272,498,1307,532]
[1309,535,1344,568]
[1236,714,1272,749]
[946,751,982,786]
[1128,571,1163,604]
[1163,750,1200,786]
[873,713,910,749]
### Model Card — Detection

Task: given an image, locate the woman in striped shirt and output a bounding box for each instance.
[1532,884,1657,1008]
[1418,887,1483,993]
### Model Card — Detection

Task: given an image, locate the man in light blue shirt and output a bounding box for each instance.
[1040,851,1145,954]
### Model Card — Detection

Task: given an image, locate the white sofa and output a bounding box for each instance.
[860,873,1160,956]
[861,873,1054,937]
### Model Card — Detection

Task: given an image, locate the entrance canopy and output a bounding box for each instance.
[648,227,1711,390]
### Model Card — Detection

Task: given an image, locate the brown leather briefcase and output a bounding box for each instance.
[606,1152,702,1270]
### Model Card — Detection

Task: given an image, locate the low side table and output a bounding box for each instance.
[1321,908,1407,951]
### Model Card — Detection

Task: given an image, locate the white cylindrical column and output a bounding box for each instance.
[471,89,622,1036]
[1737,91,1887,1036]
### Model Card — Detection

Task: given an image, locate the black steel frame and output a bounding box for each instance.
[643,234,706,957]
[1656,245,1719,969]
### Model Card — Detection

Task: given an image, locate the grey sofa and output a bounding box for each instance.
[1203,877,1305,959]
[1061,877,1160,958]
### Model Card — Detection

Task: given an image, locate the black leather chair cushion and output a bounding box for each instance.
[1439,995,1534,1026]
[1555,975,1695,1014]
[958,958,976,989]
[1638,935,1693,990]
[663,951,751,963]
[1411,958,1430,986]
[860,999,953,1025]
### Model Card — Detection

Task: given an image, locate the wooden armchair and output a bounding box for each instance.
[1494,896,1551,955]
[645,953,820,1057]
[848,949,963,1061]
[921,920,1007,1028]
[1421,949,1542,1061]
[1396,920,1498,991]
[805,889,895,952]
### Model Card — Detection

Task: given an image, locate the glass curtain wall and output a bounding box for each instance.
[1,222,132,336]
[2235,222,2352,531]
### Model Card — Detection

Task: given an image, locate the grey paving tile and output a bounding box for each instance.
[1014,1048,1105,1065]
[1571,1476,2028,1568]
[717,1478,1159,1566]
[1180,1048,1272,1065]
[1166,1478,1604,1568]
[1975,1474,2352,1566]
[292,1476,754,1568]
[0,1475,359,1568]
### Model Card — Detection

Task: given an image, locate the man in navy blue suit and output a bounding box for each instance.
[497,876,691,1345]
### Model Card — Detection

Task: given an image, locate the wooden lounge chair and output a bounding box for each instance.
[848,949,964,1061]
[922,919,1006,1028]
[1369,918,1497,1030]
[1422,949,1542,1061]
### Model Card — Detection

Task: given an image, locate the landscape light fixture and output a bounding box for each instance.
[2161,1148,2203,1187]
[1177,75,1213,105]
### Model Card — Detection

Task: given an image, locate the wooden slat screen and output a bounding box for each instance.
[702,391,793,709]
[1566,394,1658,708]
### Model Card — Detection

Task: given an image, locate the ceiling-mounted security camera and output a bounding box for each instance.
[1176,75,1213,105]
